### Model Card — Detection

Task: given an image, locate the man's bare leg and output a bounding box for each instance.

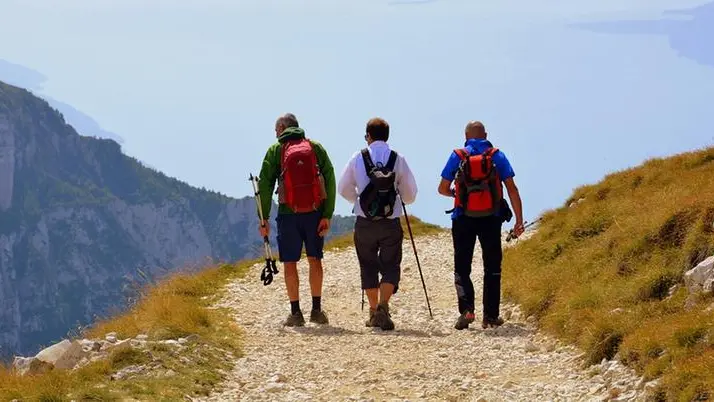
[379,282,395,305]
[284,262,299,301]
[307,257,329,324]
[365,288,379,310]
[283,262,304,326]
[307,257,323,299]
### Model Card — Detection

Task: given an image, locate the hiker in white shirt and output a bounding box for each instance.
[337,117,418,330]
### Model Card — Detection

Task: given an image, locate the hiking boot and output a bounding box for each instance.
[365,309,378,327]
[454,311,476,330]
[482,316,505,329]
[310,309,329,325]
[374,303,395,331]
[284,310,305,327]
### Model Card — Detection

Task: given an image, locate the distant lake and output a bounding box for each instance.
[573,1,714,68]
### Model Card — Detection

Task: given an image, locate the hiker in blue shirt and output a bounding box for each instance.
[438,120,524,330]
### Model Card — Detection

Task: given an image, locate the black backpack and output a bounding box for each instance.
[359,148,398,220]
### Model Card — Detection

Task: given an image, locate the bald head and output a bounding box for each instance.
[465,120,487,140]
[275,113,299,136]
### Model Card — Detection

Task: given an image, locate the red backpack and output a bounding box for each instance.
[452,147,503,217]
[277,138,327,213]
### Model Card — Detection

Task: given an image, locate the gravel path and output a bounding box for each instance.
[200,230,648,402]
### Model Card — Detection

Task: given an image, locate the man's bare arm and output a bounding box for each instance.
[504,177,525,236]
[438,178,454,198]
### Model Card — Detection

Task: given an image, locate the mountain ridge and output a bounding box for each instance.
[0,79,355,358]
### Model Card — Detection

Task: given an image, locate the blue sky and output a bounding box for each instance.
[1,0,713,227]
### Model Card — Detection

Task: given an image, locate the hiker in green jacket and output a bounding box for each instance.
[257,113,337,326]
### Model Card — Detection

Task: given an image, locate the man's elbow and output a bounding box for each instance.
[337,189,351,201]
[437,184,451,197]
[401,190,417,205]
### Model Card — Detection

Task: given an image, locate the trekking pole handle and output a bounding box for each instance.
[506,218,542,242]
[249,174,268,223]
[250,173,276,261]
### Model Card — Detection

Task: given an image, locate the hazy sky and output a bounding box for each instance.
[1,0,713,227]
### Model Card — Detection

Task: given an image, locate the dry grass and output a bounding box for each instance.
[503,146,714,401]
[0,214,444,401]
[0,259,252,401]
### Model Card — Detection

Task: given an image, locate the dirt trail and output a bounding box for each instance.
[200,231,646,401]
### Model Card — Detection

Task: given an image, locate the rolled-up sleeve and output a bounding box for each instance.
[396,154,418,205]
[337,153,359,203]
[440,151,460,182]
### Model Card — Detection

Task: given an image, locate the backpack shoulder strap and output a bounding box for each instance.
[480,147,499,176]
[361,148,375,172]
[279,142,288,170]
[385,150,398,171]
[454,148,469,160]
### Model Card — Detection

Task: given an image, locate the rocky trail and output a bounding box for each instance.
[199,231,649,402]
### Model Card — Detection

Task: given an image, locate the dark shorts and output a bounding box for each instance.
[354,216,404,291]
[276,211,324,263]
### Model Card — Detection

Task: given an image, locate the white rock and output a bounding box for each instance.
[644,380,660,393]
[270,373,287,383]
[265,382,285,393]
[35,339,87,369]
[162,340,181,346]
[12,356,52,376]
[684,256,714,294]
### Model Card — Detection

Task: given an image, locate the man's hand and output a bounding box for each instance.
[512,220,525,238]
[317,218,331,237]
[259,220,270,238]
[504,178,524,237]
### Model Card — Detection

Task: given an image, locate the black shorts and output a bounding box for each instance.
[276,211,324,262]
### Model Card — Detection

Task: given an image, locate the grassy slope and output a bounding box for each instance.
[0,216,442,401]
[503,146,714,401]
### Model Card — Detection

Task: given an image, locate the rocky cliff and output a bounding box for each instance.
[0,81,354,358]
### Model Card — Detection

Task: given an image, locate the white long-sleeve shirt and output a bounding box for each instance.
[337,140,418,219]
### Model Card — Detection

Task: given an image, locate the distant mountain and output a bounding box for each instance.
[0,59,124,144]
[0,80,354,358]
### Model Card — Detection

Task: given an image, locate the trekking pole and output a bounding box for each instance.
[249,174,279,286]
[399,195,433,319]
[505,217,542,242]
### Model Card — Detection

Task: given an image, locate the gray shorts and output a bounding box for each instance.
[354,216,404,291]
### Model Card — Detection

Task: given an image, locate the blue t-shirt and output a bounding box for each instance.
[440,138,515,220]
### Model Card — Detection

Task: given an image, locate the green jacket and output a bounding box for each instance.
[257,127,336,219]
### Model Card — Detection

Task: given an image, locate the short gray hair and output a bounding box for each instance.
[276,113,299,129]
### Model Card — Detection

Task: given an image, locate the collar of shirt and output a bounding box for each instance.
[368,140,389,152]
[464,138,494,153]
